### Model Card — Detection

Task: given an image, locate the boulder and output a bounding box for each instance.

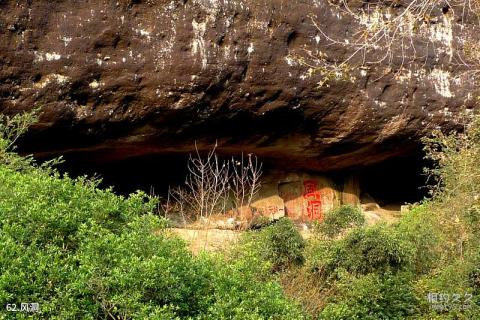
[251,173,340,221]
[250,182,286,219]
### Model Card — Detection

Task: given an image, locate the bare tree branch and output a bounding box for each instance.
[165,144,263,225]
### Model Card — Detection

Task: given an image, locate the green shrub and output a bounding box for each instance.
[395,204,442,274]
[244,218,306,271]
[202,251,307,320]
[0,110,40,171]
[0,158,305,319]
[422,115,480,256]
[248,214,272,229]
[319,271,418,320]
[0,165,189,318]
[0,111,307,319]
[315,205,365,238]
[301,115,480,319]
[413,256,480,319]
[309,223,414,277]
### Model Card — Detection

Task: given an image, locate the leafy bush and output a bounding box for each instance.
[243,218,306,272]
[6,110,480,319]
[0,110,38,153]
[309,223,414,277]
[413,256,480,319]
[422,115,480,255]
[319,272,418,320]
[394,204,442,275]
[0,110,44,171]
[0,163,306,319]
[314,205,365,238]
[203,250,307,320]
[305,116,480,319]
[0,110,306,320]
[248,214,272,229]
[0,164,185,318]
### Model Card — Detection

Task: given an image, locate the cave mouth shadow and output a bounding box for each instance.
[56,152,191,197]
[53,151,431,207]
[356,154,431,207]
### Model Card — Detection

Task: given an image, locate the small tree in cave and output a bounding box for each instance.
[168,142,230,221]
[231,153,263,216]
[167,143,263,223]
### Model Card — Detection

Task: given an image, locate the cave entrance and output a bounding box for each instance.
[356,154,429,209]
[53,150,430,213]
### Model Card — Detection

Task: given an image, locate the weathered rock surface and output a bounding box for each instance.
[252,172,340,221]
[0,0,478,171]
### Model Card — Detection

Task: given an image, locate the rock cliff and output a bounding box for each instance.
[0,0,478,172]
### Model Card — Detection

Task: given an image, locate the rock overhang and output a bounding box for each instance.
[0,0,477,177]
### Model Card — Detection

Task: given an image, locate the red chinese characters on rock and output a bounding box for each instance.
[303,180,323,221]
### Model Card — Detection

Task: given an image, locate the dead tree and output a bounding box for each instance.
[166,144,263,223]
[231,153,263,217]
[179,142,231,220]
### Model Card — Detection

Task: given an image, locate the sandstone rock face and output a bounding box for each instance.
[252,172,340,222]
[0,0,478,172]
[251,183,286,219]
[342,175,360,207]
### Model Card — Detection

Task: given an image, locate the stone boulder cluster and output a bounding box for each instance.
[251,173,356,222]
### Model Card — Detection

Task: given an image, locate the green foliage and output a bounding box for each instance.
[309,223,414,277]
[248,214,272,229]
[314,205,365,238]
[5,111,480,319]
[0,110,64,174]
[0,163,305,319]
[243,218,306,271]
[422,115,480,255]
[0,112,306,319]
[319,272,418,320]
[306,116,480,319]
[202,251,307,320]
[0,164,170,318]
[0,155,304,319]
[394,204,442,274]
[0,110,38,152]
[0,110,39,171]
[413,255,480,319]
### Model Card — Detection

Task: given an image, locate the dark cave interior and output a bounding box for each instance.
[357,154,429,206]
[52,149,430,206]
